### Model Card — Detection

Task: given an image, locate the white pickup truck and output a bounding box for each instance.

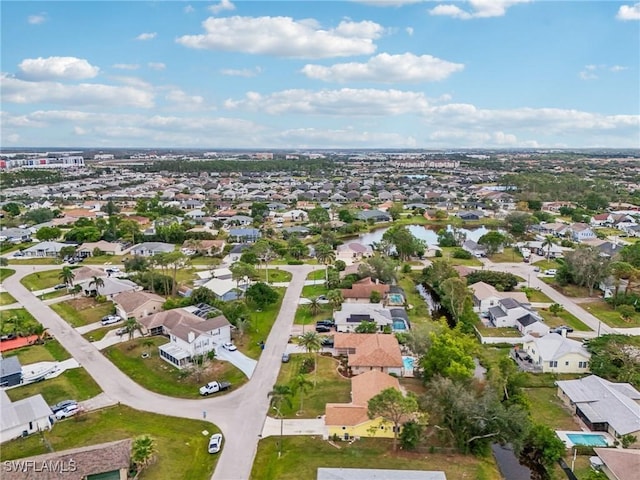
[199,381,232,396]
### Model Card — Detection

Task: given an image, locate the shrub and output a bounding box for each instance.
[299,357,315,374]
[287,259,303,265]
[451,248,472,259]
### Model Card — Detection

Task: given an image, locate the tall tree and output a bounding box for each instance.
[439,277,470,321]
[229,261,257,291]
[88,276,105,296]
[519,424,566,480]
[478,231,506,256]
[59,266,75,287]
[368,387,420,451]
[421,330,476,383]
[314,243,336,282]
[35,226,62,242]
[383,225,424,261]
[298,331,322,386]
[253,240,277,283]
[245,282,279,309]
[124,317,144,341]
[541,235,556,261]
[326,289,343,310]
[268,383,293,458]
[306,297,322,317]
[289,374,313,414]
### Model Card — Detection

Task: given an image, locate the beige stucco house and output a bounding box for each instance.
[521,332,591,374]
[113,291,165,320]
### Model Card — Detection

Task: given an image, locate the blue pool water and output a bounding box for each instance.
[566,433,608,447]
[403,356,415,371]
[393,320,407,330]
[388,293,404,304]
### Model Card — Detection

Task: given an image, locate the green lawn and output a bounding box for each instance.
[440,248,483,266]
[50,298,115,327]
[532,259,561,271]
[518,287,553,303]
[475,324,522,338]
[301,284,329,298]
[489,247,523,263]
[81,254,126,265]
[398,274,431,325]
[255,268,293,283]
[542,280,598,299]
[294,303,334,327]
[0,308,39,336]
[581,300,640,328]
[524,387,579,431]
[40,289,69,300]
[243,290,284,359]
[0,291,17,306]
[9,257,59,265]
[83,325,116,342]
[306,269,326,281]
[104,337,247,398]
[537,309,592,331]
[275,354,351,418]
[251,437,501,480]
[0,405,218,480]
[0,268,16,281]
[20,269,64,290]
[3,339,70,363]
[190,256,222,266]
[6,368,102,405]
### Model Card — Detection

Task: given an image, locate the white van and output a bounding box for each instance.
[545,269,557,276]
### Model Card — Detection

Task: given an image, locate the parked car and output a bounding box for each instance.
[0,333,17,342]
[199,381,232,396]
[222,342,237,351]
[50,399,77,414]
[533,266,541,272]
[316,319,335,327]
[12,251,24,257]
[208,433,223,454]
[315,324,331,333]
[55,403,80,420]
[53,283,67,290]
[115,327,128,336]
[281,353,290,363]
[105,267,120,274]
[320,336,334,347]
[551,325,574,334]
[545,269,557,276]
[101,315,121,326]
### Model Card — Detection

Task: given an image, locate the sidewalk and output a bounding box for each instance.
[261,416,326,438]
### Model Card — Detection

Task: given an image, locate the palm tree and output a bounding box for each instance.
[88,276,105,296]
[268,383,293,458]
[58,266,75,287]
[131,435,157,474]
[71,284,82,298]
[542,235,556,261]
[306,297,322,317]
[298,331,322,386]
[235,316,251,345]
[315,243,336,283]
[289,374,312,415]
[124,317,144,341]
[326,289,343,310]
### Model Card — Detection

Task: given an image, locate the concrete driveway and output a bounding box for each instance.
[215,347,258,378]
[261,416,326,438]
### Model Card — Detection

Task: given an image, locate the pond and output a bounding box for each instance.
[491,444,532,480]
[357,224,490,247]
[415,283,454,327]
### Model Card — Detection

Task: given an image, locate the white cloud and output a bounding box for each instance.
[224,88,430,115]
[579,70,598,80]
[353,0,425,6]
[1,74,154,108]
[209,0,235,14]
[148,62,166,71]
[28,13,47,25]
[276,127,417,148]
[430,0,531,19]
[617,3,640,20]
[176,16,383,58]
[301,52,464,83]
[184,5,195,14]
[74,126,87,135]
[136,32,157,41]
[17,56,100,81]
[406,27,414,36]
[165,89,206,110]
[113,63,140,70]
[220,67,262,77]
[579,64,628,79]
[610,65,628,72]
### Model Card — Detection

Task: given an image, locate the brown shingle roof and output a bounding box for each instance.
[340,277,390,300]
[139,309,230,343]
[351,370,400,405]
[593,448,640,480]
[114,291,165,315]
[334,333,403,368]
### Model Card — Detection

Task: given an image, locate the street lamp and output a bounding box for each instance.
[272,406,283,458]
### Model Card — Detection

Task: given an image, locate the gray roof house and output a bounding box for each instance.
[0,356,22,387]
[22,241,76,257]
[0,390,53,441]
[334,303,393,333]
[228,228,261,243]
[356,210,391,223]
[130,242,175,257]
[488,298,548,336]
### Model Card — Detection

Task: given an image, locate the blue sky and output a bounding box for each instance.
[1,0,639,149]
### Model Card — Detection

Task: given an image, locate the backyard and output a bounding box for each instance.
[0,405,218,480]
[104,336,247,398]
[275,354,351,418]
[3,339,71,363]
[537,308,591,331]
[256,268,293,283]
[50,297,116,327]
[251,437,501,480]
[0,308,40,336]
[6,368,102,405]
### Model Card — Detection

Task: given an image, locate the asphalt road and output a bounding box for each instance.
[2,263,317,480]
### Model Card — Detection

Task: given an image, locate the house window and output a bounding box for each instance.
[579,362,588,368]
[565,361,569,366]
[549,361,557,368]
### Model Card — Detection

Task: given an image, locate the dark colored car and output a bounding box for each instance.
[551,325,574,334]
[53,283,67,290]
[0,333,17,342]
[315,324,331,333]
[320,336,334,347]
[316,319,335,327]
[281,353,290,363]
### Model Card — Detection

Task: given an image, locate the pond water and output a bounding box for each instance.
[357,224,490,247]
[491,444,532,480]
[415,283,454,327]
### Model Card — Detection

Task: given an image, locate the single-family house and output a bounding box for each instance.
[488,298,548,336]
[21,241,76,258]
[139,309,232,368]
[69,265,108,284]
[521,332,591,373]
[0,356,22,387]
[202,277,244,302]
[333,333,403,376]
[113,291,165,320]
[356,210,391,223]
[333,303,393,333]
[336,242,373,263]
[462,239,486,257]
[130,242,175,257]
[225,215,253,226]
[282,209,308,222]
[469,282,529,314]
[228,228,261,243]
[569,223,597,243]
[458,211,483,221]
[340,277,390,304]
[1,439,132,480]
[556,375,640,444]
[80,277,140,299]
[76,240,124,257]
[181,239,225,256]
[591,213,614,226]
[0,390,53,441]
[0,228,32,243]
[325,370,402,441]
[592,447,640,480]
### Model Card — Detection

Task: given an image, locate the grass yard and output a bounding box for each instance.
[301,284,330,298]
[254,268,293,283]
[537,309,591,331]
[294,303,334,327]
[398,274,431,325]
[9,257,59,265]
[532,259,562,271]
[306,269,326,281]
[0,405,218,480]
[524,387,579,431]
[489,247,523,263]
[20,269,64,290]
[0,268,16,281]
[544,281,599,299]
[0,291,17,306]
[50,297,115,327]
[440,247,483,267]
[518,287,553,303]
[81,254,126,265]
[83,325,117,342]
[580,300,640,328]
[0,308,40,336]
[6,368,102,405]
[104,336,247,398]
[190,256,222,266]
[475,324,522,338]
[243,290,285,359]
[251,437,501,480]
[3,339,71,364]
[40,289,70,300]
[275,354,351,418]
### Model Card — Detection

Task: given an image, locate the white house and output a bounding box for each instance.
[139,309,231,368]
[488,298,549,336]
[0,390,53,441]
[469,282,529,314]
[521,332,591,374]
[569,223,597,243]
[22,241,76,257]
[333,303,393,333]
[130,242,175,257]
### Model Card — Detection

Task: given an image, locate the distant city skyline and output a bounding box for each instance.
[1,0,639,149]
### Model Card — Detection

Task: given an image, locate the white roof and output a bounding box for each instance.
[0,391,52,433]
[524,333,590,361]
[202,277,238,297]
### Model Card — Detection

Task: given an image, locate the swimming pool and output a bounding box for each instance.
[402,356,415,371]
[565,433,609,447]
[388,293,404,304]
[393,319,407,330]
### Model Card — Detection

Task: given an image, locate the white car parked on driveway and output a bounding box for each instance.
[222,342,237,351]
[55,403,81,420]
